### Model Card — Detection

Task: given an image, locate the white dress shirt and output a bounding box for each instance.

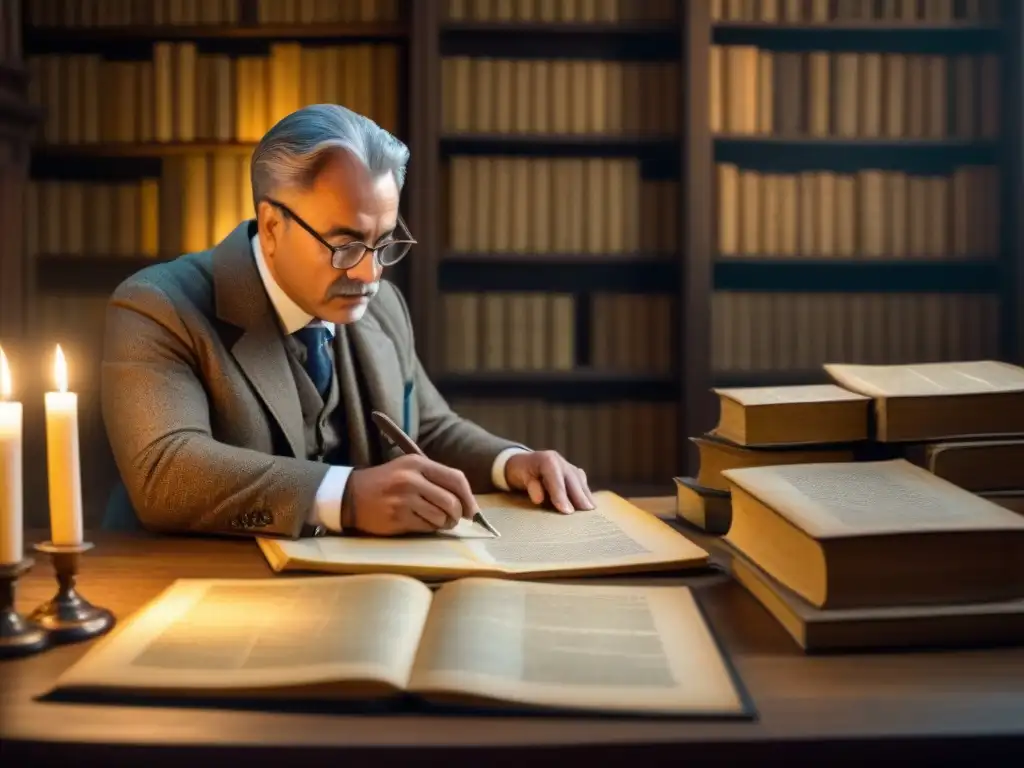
[251,235,526,532]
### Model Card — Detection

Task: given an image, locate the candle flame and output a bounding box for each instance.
[0,346,10,399]
[54,344,68,393]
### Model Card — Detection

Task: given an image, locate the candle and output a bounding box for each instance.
[45,345,83,547]
[0,346,23,565]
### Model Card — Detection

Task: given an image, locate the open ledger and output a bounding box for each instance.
[258,491,710,579]
[51,575,753,719]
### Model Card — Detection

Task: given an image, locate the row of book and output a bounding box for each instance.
[712,46,1000,138]
[442,292,674,374]
[442,58,679,138]
[25,0,401,26]
[28,44,400,145]
[26,154,252,259]
[450,397,679,490]
[711,0,1001,23]
[716,164,1001,259]
[711,292,1001,372]
[445,0,678,22]
[445,156,677,255]
[676,358,1024,652]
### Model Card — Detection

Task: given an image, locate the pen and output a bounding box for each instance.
[370,410,501,537]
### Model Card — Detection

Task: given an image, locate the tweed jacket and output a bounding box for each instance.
[100,220,518,538]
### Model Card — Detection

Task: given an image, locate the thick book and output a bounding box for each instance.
[259,491,710,579]
[673,476,731,535]
[824,360,1024,441]
[721,459,1024,610]
[52,575,754,719]
[691,432,859,491]
[728,545,1024,653]
[904,438,1024,493]
[710,384,870,447]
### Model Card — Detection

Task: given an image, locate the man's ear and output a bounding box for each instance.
[256,200,281,259]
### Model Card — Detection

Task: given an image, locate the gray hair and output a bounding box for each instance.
[249,104,410,215]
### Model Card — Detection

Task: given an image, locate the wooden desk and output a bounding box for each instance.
[3,497,1024,766]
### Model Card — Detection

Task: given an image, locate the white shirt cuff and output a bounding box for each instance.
[307,465,353,532]
[491,446,530,491]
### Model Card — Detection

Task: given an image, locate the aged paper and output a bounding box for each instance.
[408,578,746,716]
[55,575,433,694]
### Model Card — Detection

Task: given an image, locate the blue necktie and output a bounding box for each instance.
[293,325,333,398]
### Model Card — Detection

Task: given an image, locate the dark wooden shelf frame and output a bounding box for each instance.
[711,20,1002,52]
[439,253,678,293]
[440,134,678,157]
[23,23,408,50]
[713,258,1002,293]
[436,369,678,401]
[35,254,171,293]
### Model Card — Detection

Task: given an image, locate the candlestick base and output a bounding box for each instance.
[0,558,49,659]
[30,542,114,645]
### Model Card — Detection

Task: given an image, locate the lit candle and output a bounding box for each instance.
[0,346,23,565]
[45,345,83,547]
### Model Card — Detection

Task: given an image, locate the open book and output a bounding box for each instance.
[52,575,753,719]
[259,491,710,579]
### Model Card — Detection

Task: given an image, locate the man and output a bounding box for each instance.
[101,104,594,539]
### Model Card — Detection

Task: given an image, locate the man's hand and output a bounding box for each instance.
[504,450,595,514]
[343,455,481,536]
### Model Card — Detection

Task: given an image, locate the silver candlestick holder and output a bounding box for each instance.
[30,541,114,644]
[0,557,49,659]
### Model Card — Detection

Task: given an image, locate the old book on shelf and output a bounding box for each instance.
[710,384,871,447]
[259,491,710,579]
[674,476,731,535]
[727,546,1024,653]
[824,360,1024,441]
[691,432,860,492]
[51,575,754,719]
[905,439,1024,493]
[721,459,1024,610]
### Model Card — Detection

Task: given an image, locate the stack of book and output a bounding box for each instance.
[676,360,1024,651]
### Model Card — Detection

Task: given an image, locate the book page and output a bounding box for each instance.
[258,532,498,577]
[407,578,747,716]
[714,383,869,406]
[465,491,709,575]
[722,459,1024,539]
[55,575,434,696]
[825,360,1024,398]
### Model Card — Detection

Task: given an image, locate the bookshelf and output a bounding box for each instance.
[4,0,1024,524]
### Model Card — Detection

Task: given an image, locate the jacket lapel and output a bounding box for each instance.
[346,313,406,462]
[213,221,306,459]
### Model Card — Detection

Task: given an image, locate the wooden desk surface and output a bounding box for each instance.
[3,497,1024,766]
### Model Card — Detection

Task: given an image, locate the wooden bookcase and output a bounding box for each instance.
[5,0,1023,526]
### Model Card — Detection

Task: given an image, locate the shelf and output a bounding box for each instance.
[711,21,1001,52]
[36,255,171,294]
[439,254,678,293]
[713,258,1002,292]
[32,142,257,159]
[24,23,408,51]
[714,135,999,170]
[437,369,677,401]
[440,21,679,58]
[712,369,830,388]
[441,134,677,157]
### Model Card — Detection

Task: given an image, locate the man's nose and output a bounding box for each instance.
[347,248,382,283]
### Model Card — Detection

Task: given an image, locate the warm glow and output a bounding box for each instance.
[0,346,10,400]
[54,345,68,393]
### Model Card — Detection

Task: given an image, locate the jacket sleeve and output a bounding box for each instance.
[101,281,330,537]
[381,283,526,492]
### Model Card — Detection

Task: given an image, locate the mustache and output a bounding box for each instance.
[326,279,380,299]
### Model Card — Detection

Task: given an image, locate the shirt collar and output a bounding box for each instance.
[251,233,336,338]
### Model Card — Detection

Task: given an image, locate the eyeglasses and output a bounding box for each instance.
[264,198,417,270]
